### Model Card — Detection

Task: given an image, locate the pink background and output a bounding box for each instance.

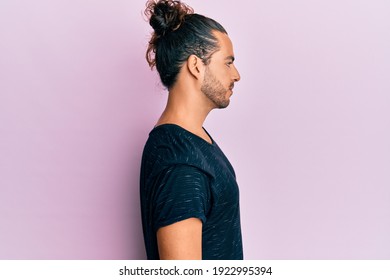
[1,0,389,259]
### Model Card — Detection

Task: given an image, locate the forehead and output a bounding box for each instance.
[212,31,234,59]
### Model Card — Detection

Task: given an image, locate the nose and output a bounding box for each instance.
[233,64,241,82]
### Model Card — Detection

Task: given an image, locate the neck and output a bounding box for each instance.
[156,80,214,137]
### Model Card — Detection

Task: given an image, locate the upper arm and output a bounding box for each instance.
[157,217,202,260]
[152,165,210,259]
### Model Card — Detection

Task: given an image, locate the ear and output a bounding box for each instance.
[186,54,204,80]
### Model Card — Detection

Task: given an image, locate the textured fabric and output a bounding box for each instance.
[140,124,243,260]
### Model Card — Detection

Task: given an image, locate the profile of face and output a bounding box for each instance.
[201,31,241,109]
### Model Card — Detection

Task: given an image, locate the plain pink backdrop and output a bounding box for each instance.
[1,0,389,259]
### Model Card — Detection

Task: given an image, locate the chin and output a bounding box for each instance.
[217,100,230,109]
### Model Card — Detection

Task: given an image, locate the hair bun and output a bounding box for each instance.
[146,0,193,36]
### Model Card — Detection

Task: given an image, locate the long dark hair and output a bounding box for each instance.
[145,0,227,89]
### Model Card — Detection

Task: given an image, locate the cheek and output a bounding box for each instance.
[226,67,235,80]
[220,69,230,82]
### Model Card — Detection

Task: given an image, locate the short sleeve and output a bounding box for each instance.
[152,164,210,231]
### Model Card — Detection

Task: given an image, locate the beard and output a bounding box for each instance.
[201,67,231,109]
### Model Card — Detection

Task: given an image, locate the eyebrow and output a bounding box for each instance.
[225,56,235,62]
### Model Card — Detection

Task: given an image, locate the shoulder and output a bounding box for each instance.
[142,124,216,177]
[144,124,193,155]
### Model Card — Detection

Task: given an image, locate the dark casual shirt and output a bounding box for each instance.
[140,124,243,260]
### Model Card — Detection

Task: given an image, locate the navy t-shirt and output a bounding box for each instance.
[140,124,243,260]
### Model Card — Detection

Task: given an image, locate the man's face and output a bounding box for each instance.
[201,31,241,109]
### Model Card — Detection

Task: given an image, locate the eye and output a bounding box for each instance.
[226,61,233,67]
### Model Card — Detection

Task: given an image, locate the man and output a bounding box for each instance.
[140,0,242,260]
